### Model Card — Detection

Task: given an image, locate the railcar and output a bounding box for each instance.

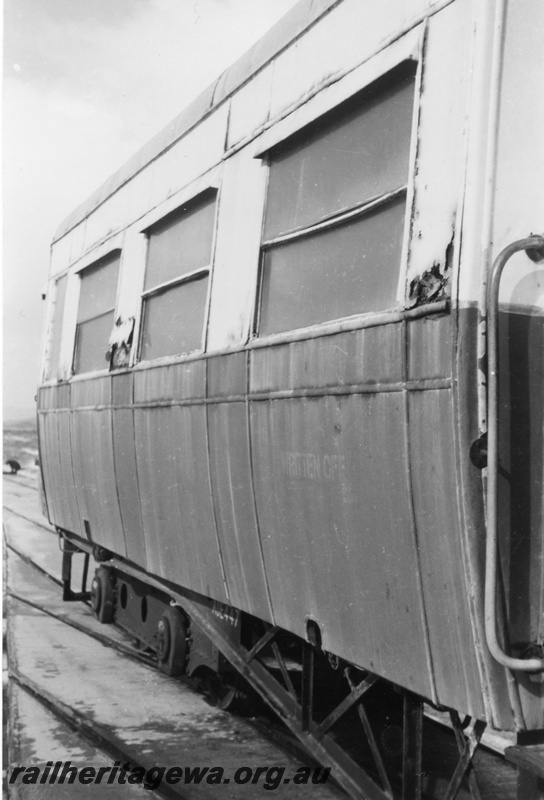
[37,0,544,797]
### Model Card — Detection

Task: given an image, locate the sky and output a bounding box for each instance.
[3,0,299,421]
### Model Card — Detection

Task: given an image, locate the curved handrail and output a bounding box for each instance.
[485,235,544,672]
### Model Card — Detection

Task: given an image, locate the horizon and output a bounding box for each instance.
[4,406,39,426]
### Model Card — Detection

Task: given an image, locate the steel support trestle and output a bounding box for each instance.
[88,555,492,800]
[177,598,393,800]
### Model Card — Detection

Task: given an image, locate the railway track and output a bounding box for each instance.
[8,674,167,800]
[4,476,341,799]
[4,476,518,799]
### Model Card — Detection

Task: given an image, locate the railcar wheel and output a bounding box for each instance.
[203,674,251,714]
[156,607,188,676]
[90,566,115,624]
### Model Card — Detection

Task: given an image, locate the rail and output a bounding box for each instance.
[485,235,544,672]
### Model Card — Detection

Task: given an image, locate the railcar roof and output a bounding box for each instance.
[53,0,340,244]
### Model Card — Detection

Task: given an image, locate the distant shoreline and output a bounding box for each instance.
[3,416,37,429]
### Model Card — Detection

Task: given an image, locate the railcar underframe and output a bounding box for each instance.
[60,537,507,800]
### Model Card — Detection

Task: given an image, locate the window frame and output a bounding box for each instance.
[72,249,121,376]
[137,189,218,364]
[254,62,418,340]
[256,192,409,338]
[249,23,424,342]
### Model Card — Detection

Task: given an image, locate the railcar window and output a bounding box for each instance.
[73,252,120,374]
[140,191,216,360]
[45,274,67,380]
[258,63,416,336]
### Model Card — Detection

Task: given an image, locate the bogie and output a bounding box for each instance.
[156,607,188,677]
[90,566,115,624]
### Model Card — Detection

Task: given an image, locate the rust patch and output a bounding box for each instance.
[408,235,454,308]
[107,317,135,370]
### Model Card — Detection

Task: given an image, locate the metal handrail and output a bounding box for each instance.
[485,235,544,672]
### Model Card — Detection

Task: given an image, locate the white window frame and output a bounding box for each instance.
[71,248,122,378]
[251,27,424,342]
[136,188,219,365]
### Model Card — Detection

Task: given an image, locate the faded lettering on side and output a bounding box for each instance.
[211,601,240,627]
[280,451,346,481]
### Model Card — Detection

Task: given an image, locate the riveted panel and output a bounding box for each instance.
[38,384,80,535]
[113,407,146,566]
[251,325,404,394]
[207,352,247,399]
[268,0,427,124]
[112,372,133,406]
[407,314,452,380]
[250,391,433,699]
[408,388,484,716]
[70,377,125,555]
[70,407,126,555]
[37,385,64,410]
[208,401,272,620]
[227,64,273,149]
[57,409,81,536]
[37,403,64,528]
[37,386,77,532]
[71,376,111,407]
[134,402,227,602]
[149,105,229,211]
[133,361,206,404]
[111,373,147,567]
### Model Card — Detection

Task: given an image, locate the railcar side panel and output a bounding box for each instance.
[407,385,485,717]
[407,316,451,381]
[206,354,274,620]
[250,389,434,699]
[453,307,511,728]
[133,365,227,601]
[68,221,87,267]
[54,386,82,536]
[207,352,247,400]
[112,373,147,566]
[37,407,60,525]
[134,406,192,582]
[267,0,427,126]
[406,314,485,715]
[49,235,71,279]
[148,106,229,214]
[56,411,79,533]
[134,404,229,599]
[207,404,274,622]
[249,324,437,698]
[250,326,404,394]
[70,378,127,556]
[38,386,80,534]
[226,64,274,151]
